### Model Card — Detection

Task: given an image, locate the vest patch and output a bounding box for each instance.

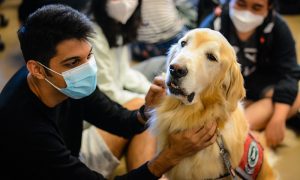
[237,133,264,179]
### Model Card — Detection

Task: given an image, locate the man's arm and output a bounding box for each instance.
[116,121,218,179]
[82,76,167,138]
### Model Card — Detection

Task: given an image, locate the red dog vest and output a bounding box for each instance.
[235,133,264,180]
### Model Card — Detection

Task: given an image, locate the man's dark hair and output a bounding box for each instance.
[18,4,94,66]
[90,0,142,48]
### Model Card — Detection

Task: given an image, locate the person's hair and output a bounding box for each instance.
[17,4,94,66]
[228,0,275,8]
[268,0,274,6]
[90,0,142,48]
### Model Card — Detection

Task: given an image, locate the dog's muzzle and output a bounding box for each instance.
[167,64,195,103]
[169,64,188,79]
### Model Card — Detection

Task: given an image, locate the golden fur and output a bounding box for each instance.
[149,29,275,180]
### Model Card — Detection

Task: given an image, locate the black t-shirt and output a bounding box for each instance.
[0,66,158,180]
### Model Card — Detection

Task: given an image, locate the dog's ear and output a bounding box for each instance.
[223,59,246,112]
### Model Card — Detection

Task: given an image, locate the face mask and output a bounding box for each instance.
[229,7,265,33]
[106,0,138,24]
[38,56,98,99]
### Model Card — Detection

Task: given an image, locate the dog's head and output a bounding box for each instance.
[166,28,245,111]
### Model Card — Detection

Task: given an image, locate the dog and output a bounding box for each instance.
[149,28,275,180]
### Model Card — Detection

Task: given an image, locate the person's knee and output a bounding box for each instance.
[245,98,273,130]
[96,128,128,159]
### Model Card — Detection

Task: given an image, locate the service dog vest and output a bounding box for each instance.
[235,133,264,180]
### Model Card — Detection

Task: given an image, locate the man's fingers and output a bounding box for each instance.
[207,122,217,136]
[202,133,217,148]
[150,84,165,93]
[153,76,166,89]
[195,121,217,141]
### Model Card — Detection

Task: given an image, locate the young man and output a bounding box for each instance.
[0,4,217,179]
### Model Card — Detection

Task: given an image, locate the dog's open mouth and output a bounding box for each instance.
[167,81,195,103]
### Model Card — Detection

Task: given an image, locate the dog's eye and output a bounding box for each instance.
[181,41,187,48]
[206,53,217,62]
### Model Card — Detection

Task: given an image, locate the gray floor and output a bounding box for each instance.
[1,0,300,179]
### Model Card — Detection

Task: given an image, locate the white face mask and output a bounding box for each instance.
[106,0,138,24]
[229,7,265,33]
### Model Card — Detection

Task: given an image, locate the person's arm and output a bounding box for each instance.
[265,102,290,146]
[123,97,145,110]
[26,120,216,180]
[122,58,151,95]
[81,88,146,138]
[116,121,218,179]
[147,121,218,177]
[264,15,300,146]
[24,126,106,180]
[81,76,166,138]
[119,45,151,95]
[89,24,147,105]
[271,14,300,105]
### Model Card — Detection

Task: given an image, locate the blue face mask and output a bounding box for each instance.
[38,56,98,99]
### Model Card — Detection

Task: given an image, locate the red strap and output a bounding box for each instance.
[238,133,264,179]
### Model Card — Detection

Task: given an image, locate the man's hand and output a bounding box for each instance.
[148,121,217,177]
[145,76,166,108]
[167,121,218,162]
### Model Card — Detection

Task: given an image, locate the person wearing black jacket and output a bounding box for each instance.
[0,4,218,180]
[200,0,300,147]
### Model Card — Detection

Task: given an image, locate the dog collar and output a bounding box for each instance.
[216,130,238,180]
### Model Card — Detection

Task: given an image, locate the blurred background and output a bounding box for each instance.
[0,0,299,179]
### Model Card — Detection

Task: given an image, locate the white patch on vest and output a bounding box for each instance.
[247,141,259,169]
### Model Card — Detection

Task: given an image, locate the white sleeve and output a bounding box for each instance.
[122,47,151,94]
[89,25,148,104]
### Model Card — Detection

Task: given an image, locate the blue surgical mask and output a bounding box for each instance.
[38,56,98,99]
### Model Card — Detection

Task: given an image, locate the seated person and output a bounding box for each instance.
[130,0,192,62]
[200,0,300,147]
[87,0,167,175]
[0,4,218,180]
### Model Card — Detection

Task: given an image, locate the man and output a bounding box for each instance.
[0,4,217,179]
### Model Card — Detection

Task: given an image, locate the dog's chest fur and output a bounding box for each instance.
[150,98,248,180]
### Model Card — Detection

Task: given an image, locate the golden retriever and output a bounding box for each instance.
[149,28,275,180]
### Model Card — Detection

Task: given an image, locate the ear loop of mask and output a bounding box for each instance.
[37,61,64,90]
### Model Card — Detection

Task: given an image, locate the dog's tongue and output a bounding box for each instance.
[187,92,195,103]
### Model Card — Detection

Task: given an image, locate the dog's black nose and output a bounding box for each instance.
[169,64,188,79]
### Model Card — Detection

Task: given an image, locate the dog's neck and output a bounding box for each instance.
[156,95,231,131]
